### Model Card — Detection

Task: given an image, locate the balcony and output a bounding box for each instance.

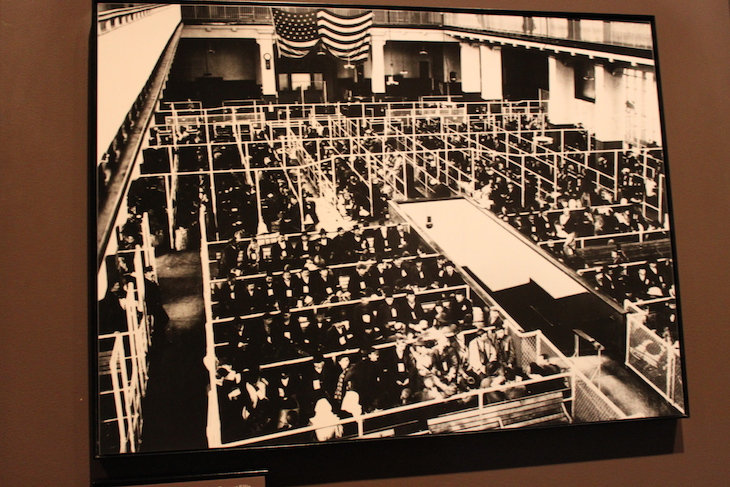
[178,5,652,51]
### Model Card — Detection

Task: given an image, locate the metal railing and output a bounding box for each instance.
[98,3,172,36]
[178,5,652,51]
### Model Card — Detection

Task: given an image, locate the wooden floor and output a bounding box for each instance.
[139,250,209,453]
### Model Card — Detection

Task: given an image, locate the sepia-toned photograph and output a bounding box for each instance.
[94,1,687,457]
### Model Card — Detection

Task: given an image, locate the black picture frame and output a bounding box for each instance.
[92,0,688,483]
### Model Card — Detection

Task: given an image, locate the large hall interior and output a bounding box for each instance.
[95,2,685,455]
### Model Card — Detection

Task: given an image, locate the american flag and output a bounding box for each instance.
[272,9,320,58]
[272,8,372,62]
[317,10,372,63]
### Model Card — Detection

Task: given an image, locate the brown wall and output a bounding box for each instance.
[1,0,729,485]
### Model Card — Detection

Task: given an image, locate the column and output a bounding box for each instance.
[460,42,481,94]
[594,63,625,142]
[256,35,277,97]
[479,45,502,100]
[371,35,386,95]
[547,55,573,125]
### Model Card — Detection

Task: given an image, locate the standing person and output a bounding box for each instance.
[299,355,334,422]
[269,368,301,431]
[381,337,419,407]
[349,346,387,412]
[143,267,169,348]
[492,324,517,373]
[466,328,497,388]
[450,289,473,329]
[331,353,355,412]
[302,194,319,232]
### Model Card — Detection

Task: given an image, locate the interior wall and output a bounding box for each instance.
[1,0,730,486]
[96,4,181,162]
[172,38,259,81]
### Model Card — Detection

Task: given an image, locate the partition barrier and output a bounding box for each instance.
[625,301,684,414]
[101,98,668,452]
[211,326,625,448]
[131,100,666,254]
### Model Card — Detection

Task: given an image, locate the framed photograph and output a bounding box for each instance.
[94,0,687,469]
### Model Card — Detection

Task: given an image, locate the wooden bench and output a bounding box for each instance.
[427,390,569,434]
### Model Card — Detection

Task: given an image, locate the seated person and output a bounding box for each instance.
[466,328,497,388]
[399,289,428,334]
[438,261,463,288]
[450,289,474,329]
[483,363,527,403]
[526,353,565,394]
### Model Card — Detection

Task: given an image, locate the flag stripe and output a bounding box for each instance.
[317,10,373,26]
[272,8,373,61]
[319,26,371,42]
[321,38,370,55]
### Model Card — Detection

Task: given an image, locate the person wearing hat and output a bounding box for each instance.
[376,286,404,335]
[368,257,393,293]
[399,288,428,334]
[269,233,294,269]
[273,268,302,310]
[351,224,368,259]
[467,328,498,388]
[390,254,411,284]
[211,273,245,319]
[349,346,386,413]
[224,317,263,373]
[363,223,387,256]
[331,353,356,410]
[269,368,302,430]
[323,313,360,352]
[313,228,333,264]
[420,334,460,398]
[258,313,289,363]
[331,226,356,264]
[438,261,463,288]
[348,262,372,299]
[291,231,313,267]
[313,266,337,304]
[492,323,517,373]
[292,312,318,357]
[428,299,454,332]
[298,354,335,420]
[408,258,436,291]
[381,335,419,407]
[387,223,418,257]
[260,271,279,311]
[450,289,474,329]
[352,291,385,343]
[239,279,265,315]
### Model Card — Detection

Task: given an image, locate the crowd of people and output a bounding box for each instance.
[206,201,565,442]
[214,302,566,443]
[587,259,679,347]
[106,103,674,444]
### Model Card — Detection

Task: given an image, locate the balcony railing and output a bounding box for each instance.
[180,6,652,50]
[97,3,169,35]
[443,13,653,50]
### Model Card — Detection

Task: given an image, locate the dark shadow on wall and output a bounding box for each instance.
[93,417,683,486]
